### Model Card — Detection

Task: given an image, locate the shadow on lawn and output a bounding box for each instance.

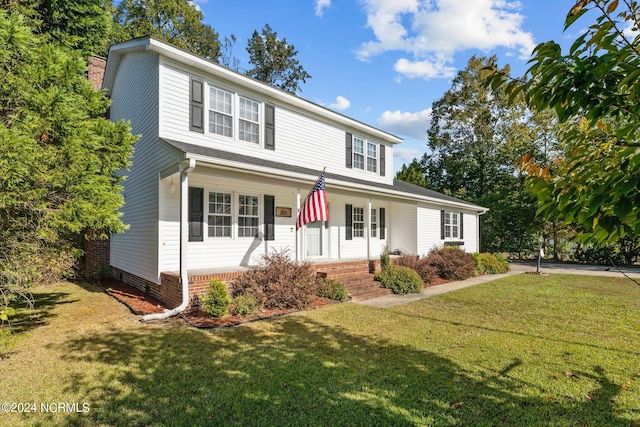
[53,315,631,426]
[4,290,75,335]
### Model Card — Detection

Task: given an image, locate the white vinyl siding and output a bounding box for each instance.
[390,203,417,255]
[416,206,442,256]
[108,51,171,284]
[158,61,394,186]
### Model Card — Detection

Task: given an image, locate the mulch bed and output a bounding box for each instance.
[181,297,336,329]
[97,277,167,315]
[98,275,456,328]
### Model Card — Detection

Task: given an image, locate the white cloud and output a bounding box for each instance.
[315,0,331,17]
[329,95,351,111]
[377,108,432,139]
[394,146,423,164]
[357,0,536,79]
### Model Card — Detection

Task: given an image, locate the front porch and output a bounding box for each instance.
[159,258,391,308]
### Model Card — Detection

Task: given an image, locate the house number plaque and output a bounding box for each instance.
[276,207,292,217]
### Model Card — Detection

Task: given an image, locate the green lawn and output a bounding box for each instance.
[1,274,639,426]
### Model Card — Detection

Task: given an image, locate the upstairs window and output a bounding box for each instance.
[367,142,377,173]
[239,97,260,143]
[209,87,233,137]
[353,137,365,170]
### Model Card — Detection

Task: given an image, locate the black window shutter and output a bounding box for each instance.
[440,210,445,240]
[345,132,353,168]
[379,207,386,240]
[459,212,464,240]
[264,195,275,241]
[189,187,204,242]
[265,104,275,150]
[189,77,204,133]
[345,204,353,240]
[379,144,386,176]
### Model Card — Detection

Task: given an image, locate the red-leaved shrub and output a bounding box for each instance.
[394,254,436,283]
[232,250,317,310]
[425,247,476,280]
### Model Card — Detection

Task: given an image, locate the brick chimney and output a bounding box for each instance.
[88,56,106,90]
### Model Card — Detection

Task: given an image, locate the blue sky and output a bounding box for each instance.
[195,0,584,172]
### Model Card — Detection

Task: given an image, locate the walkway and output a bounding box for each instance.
[357,261,640,308]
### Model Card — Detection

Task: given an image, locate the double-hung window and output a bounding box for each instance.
[239,97,260,143]
[238,195,259,238]
[370,208,377,238]
[209,87,233,137]
[367,142,377,172]
[353,137,365,170]
[444,212,460,239]
[208,192,232,237]
[353,207,365,238]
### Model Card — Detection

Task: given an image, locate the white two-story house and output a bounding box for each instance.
[102,37,486,311]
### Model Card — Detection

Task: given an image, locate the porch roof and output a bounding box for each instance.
[161,138,487,213]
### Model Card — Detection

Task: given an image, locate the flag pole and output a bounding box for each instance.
[299,167,326,207]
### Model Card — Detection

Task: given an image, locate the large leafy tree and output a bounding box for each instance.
[488,0,640,246]
[246,24,311,93]
[0,11,137,322]
[112,0,221,61]
[419,56,549,252]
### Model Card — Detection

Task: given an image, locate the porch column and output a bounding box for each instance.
[295,189,301,262]
[367,198,372,261]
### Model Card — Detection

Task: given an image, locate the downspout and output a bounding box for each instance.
[142,158,196,321]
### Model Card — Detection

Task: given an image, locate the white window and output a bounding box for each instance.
[353,137,365,170]
[367,142,377,173]
[353,207,364,238]
[238,195,259,238]
[208,192,232,237]
[239,97,260,143]
[371,208,377,238]
[444,212,460,239]
[209,87,233,137]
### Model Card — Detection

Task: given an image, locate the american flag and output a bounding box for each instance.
[296,170,329,230]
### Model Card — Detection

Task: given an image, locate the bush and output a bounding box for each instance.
[233,250,317,310]
[380,246,390,270]
[425,247,476,280]
[231,293,262,316]
[200,279,231,318]
[473,253,511,274]
[375,265,423,295]
[316,278,348,301]
[394,254,436,283]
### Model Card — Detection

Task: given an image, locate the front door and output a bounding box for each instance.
[306,221,323,257]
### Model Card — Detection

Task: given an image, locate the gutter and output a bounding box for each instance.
[142,158,196,321]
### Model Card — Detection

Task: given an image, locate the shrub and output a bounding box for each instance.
[374,265,423,295]
[233,250,317,310]
[426,247,476,280]
[200,279,231,318]
[316,278,348,301]
[473,253,511,274]
[231,293,262,316]
[394,254,436,283]
[380,246,390,270]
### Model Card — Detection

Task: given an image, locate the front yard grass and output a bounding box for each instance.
[0,274,638,426]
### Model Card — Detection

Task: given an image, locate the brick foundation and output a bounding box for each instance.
[85,238,110,278]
